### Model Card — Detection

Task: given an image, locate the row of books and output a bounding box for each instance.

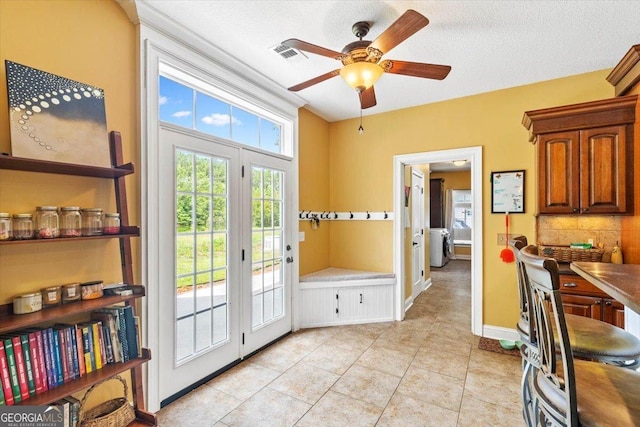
[0,304,139,406]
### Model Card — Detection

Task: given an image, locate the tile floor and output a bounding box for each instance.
[157,260,524,426]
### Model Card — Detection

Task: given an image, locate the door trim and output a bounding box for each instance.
[393,147,483,335]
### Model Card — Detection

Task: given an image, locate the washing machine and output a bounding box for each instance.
[429,228,451,267]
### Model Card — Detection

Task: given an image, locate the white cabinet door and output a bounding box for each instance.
[300,288,338,327]
[337,288,365,322]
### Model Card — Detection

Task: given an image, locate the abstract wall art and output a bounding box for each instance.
[5,60,110,167]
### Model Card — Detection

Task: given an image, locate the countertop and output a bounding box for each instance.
[570,262,640,315]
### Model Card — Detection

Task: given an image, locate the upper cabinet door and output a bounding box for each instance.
[580,125,629,214]
[538,131,581,214]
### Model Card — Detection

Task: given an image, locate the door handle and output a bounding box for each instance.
[286,257,294,264]
[412,242,418,246]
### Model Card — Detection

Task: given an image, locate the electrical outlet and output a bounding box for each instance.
[588,238,594,245]
[497,233,507,245]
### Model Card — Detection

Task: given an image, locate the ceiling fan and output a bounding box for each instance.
[281,9,451,110]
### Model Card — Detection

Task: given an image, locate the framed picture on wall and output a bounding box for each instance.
[491,170,525,213]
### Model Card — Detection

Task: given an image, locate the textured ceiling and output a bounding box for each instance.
[142,0,640,122]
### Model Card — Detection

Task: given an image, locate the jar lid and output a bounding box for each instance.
[0,212,9,218]
[12,213,33,218]
[18,293,40,298]
[42,286,61,291]
[36,206,58,211]
[105,213,120,217]
[81,208,103,212]
[60,206,81,211]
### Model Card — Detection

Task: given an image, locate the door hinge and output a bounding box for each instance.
[242,249,245,261]
[242,333,245,345]
[336,308,339,314]
[242,165,245,178]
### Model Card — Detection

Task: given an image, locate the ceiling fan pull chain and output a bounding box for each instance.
[358,107,364,135]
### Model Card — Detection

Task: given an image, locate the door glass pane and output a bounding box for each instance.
[176,148,229,362]
[260,118,282,154]
[251,166,285,330]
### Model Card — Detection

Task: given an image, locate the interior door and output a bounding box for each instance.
[411,170,425,298]
[158,127,241,403]
[242,151,293,354]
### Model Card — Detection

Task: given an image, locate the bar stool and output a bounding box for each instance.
[519,245,640,426]
[510,237,640,426]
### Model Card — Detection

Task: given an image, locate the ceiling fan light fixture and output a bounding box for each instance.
[339,62,384,91]
[452,160,467,166]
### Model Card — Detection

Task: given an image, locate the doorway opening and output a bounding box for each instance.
[393,147,483,335]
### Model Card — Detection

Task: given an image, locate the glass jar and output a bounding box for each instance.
[60,206,82,237]
[12,213,34,240]
[81,208,103,236]
[103,212,121,235]
[0,213,11,241]
[35,206,59,239]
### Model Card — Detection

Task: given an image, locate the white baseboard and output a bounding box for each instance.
[404,296,414,312]
[454,254,471,260]
[405,277,432,312]
[482,325,520,342]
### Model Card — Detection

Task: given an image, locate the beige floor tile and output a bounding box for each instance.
[376,391,459,427]
[268,361,340,404]
[467,347,522,379]
[303,341,362,375]
[295,390,383,427]
[464,367,522,410]
[356,345,415,377]
[396,365,465,412]
[206,362,280,401]
[331,364,401,408]
[156,385,241,427]
[249,339,311,373]
[410,345,470,380]
[221,387,311,427]
[457,394,524,427]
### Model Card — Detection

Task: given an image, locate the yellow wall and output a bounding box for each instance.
[298,108,331,275]
[0,0,137,303]
[326,70,614,328]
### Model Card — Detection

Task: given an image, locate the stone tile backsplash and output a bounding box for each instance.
[537,215,621,251]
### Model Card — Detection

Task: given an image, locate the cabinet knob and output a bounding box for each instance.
[605,301,612,306]
[572,208,580,213]
[582,207,589,213]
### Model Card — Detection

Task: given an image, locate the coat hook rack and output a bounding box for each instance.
[298,211,394,221]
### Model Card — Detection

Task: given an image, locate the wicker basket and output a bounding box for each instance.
[539,246,604,263]
[79,375,136,427]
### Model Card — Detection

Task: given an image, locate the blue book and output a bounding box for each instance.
[41,328,55,389]
[122,306,139,360]
[50,329,63,386]
[67,326,80,379]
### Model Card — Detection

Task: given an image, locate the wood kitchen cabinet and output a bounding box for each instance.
[523,95,637,215]
[559,273,625,328]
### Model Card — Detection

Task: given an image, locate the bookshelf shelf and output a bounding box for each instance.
[0,291,145,335]
[12,348,151,406]
[0,132,155,425]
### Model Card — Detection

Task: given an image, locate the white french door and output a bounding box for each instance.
[157,127,292,402]
[411,169,425,299]
[242,151,293,353]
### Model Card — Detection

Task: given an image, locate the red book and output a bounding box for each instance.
[26,331,44,395]
[31,330,48,393]
[9,336,29,400]
[0,340,14,405]
[75,325,86,377]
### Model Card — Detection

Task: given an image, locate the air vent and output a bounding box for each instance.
[271,44,307,62]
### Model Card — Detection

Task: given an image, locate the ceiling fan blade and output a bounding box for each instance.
[369,10,429,55]
[288,69,341,92]
[281,38,343,59]
[381,60,451,80]
[359,86,377,109]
